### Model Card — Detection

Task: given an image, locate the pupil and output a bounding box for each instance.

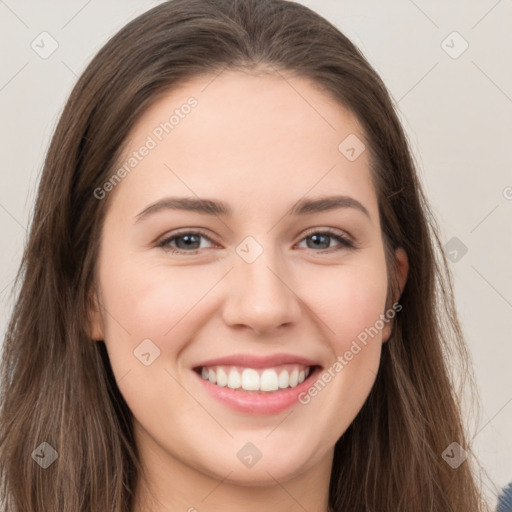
[178,234,199,249]
[309,234,329,249]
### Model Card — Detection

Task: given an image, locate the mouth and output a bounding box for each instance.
[192,363,322,394]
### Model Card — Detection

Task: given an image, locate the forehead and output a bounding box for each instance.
[107,69,377,220]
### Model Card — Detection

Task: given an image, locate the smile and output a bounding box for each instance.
[196,364,314,393]
[192,364,323,415]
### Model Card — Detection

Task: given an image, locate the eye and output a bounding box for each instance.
[158,230,215,254]
[157,228,355,255]
[296,229,355,252]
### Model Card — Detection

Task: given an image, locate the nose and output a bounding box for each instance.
[221,246,302,335]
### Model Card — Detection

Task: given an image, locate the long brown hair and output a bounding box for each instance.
[0,0,488,510]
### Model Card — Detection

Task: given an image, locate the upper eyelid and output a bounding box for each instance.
[301,226,353,240]
[159,226,351,240]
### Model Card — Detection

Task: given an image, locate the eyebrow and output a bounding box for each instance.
[134,194,371,223]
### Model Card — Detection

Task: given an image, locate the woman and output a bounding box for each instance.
[0,0,489,510]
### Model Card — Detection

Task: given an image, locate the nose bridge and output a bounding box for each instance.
[223,235,300,333]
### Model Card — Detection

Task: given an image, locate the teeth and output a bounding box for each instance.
[241,369,259,390]
[260,369,279,391]
[289,369,298,387]
[227,368,241,389]
[278,370,289,389]
[199,364,314,392]
[216,367,228,387]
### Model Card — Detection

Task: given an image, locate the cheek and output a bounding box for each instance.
[97,250,225,389]
[100,251,210,338]
[304,258,388,353]
[97,260,206,428]
[295,260,388,439]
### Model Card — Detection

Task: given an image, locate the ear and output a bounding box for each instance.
[382,247,408,343]
[86,287,105,341]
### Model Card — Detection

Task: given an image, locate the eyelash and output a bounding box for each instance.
[157,228,356,255]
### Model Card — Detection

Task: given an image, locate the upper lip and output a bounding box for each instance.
[193,353,322,370]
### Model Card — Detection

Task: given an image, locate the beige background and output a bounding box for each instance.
[1,0,511,506]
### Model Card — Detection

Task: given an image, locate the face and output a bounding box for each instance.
[89,69,408,503]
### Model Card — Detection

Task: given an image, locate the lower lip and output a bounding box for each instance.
[192,366,322,415]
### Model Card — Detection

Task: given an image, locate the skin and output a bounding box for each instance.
[88,69,408,512]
